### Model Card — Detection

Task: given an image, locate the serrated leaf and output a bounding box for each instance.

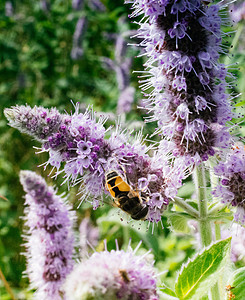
[159,287,178,300]
[168,213,191,233]
[228,267,245,300]
[159,293,178,300]
[160,285,177,297]
[175,238,231,300]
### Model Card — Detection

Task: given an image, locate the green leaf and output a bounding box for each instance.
[175,238,231,300]
[168,213,191,233]
[177,182,195,198]
[159,285,178,299]
[227,267,245,300]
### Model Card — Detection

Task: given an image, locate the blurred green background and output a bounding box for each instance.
[0,0,244,299]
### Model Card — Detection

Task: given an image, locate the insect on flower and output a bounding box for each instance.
[225,284,235,300]
[119,269,130,283]
[105,169,149,220]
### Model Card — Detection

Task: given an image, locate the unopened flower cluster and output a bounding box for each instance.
[20,171,75,300]
[213,146,245,224]
[128,0,233,162]
[5,104,187,223]
[65,243,159,300]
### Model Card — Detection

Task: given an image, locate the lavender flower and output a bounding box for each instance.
[20,171,75,300]
[127,0,233,163]
[40,0,50,12]
[103,29,135,114]
[5,1,13,17]
[79,217,99,257]
[65,241,159,299]
[117,86,135,115]
[72,0,84,10]
[5,104,187,223]
[88,0,106,12]
[4,105,62,141]
[71,17,87,60]
[213,146,245,224]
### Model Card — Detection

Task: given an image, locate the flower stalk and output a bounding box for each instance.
[194,163,222,300]
[173,197,199,219]
[0,267,16,300]
[194,164,212,246]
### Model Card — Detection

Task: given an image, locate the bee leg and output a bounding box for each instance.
[113,199,120,207]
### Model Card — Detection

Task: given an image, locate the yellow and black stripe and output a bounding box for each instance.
[105,171,131,198]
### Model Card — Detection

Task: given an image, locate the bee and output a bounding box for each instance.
[105,170,148,220]
[225,285,235,300]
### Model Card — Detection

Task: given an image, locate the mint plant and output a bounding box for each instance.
[3,1,245,299]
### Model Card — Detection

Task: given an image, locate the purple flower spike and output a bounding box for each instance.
[71,17,87,60]
[127,0,234,163]
[65,241,159,299]
[72,0,84,10]
[6,104,188,223]
[4,105,62,141]
[213,146,245,224]
[117,86,135,114]
[89,0,106,12]
[5,1,14,17]
[20,171,75,300]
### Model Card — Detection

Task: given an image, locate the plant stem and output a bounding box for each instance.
[0,267,16,300]
[173,197,199,218]
[208,159,222,241]
[209,159,222,299]
[214,222,222,240]
[194,164,212,246]
[194,164,221,300]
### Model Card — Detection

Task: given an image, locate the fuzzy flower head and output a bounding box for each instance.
[5,104,109,200]
[106,130,189,223]
[5,104,186,223]
[127,0,234,163]
[79,217,99,257]
[213,145,245,224]
[4,105,62,141]
[20,171,75,300]
[65,241,159,300]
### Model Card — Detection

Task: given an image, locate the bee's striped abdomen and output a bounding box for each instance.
[106,171,131,198]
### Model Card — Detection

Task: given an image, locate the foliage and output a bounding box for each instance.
[0,0,245,299]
